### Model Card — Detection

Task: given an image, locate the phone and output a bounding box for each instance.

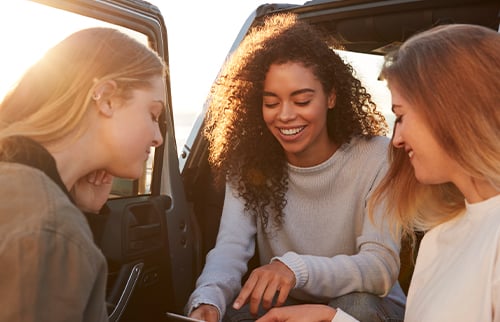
[165,312,206,322]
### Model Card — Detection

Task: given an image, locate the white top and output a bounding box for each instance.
[405,193,500,322]
[186,136,405,319]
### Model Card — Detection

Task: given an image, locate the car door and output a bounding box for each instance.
[0,1,200,321]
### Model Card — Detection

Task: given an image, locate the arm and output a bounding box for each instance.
[280,200,401,298]
[256,304,359,322]
[186,183,257,319]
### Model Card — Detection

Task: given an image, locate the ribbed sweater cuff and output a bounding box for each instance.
[272,251,309,288]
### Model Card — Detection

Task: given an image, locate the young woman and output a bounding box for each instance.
[186,13,405,322]
[0,28,166,321]
[256,23,500,322]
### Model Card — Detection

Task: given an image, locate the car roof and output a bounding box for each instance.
[248,0,500,55]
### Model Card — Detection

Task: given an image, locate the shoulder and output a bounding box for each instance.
[341,135,390,165]
[352,135,390,154]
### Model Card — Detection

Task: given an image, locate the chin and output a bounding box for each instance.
[112,168,143,180]
[414,173,442,185]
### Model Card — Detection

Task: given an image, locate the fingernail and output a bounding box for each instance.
[233,301,240,309]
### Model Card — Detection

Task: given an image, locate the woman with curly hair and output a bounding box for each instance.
[255,23,500,322]
[186,13,405,322]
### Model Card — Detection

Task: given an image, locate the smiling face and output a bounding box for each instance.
[262,62,337,167]
[102,75,165,179]
[390,85,464,185]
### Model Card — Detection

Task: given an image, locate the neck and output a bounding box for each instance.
[47,135,101,191]
[455,176,499,204]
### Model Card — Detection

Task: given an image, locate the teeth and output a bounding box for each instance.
[408,151,414,158]
[280,126,304,136]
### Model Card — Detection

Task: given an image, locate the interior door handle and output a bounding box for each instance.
[108,262,144,322]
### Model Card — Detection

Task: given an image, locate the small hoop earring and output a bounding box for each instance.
[92,93,101,101]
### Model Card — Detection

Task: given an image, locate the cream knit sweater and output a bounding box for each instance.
[187,136,405,318]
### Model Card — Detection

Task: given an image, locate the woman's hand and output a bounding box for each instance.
[256,304,336,322]
[189,304,219,322]
[71,170,113,213]
[233,260,296,315]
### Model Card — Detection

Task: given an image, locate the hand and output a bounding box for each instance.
[256,304,336,322]
[233,260,296,315]
[71,170,113,213]
[189,304,219,322]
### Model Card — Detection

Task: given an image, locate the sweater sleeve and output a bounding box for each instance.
[185,183,257,318]
[274,158,402,300]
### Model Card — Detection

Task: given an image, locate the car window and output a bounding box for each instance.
[0,1,158,197]
[337,50,394,134]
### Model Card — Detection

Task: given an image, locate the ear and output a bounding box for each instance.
[92,80,118,118]
[327,91,336,110]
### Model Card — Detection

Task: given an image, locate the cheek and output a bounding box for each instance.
[262,108,274,126]
[307,106,329,126]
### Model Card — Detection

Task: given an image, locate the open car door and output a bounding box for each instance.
[0,1,199,321]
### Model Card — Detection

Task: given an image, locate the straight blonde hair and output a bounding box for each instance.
[0,28,165,149]
[369,24,500,245]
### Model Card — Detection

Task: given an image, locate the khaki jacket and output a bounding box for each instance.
[0,162,108,322]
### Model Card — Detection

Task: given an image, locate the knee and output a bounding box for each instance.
[328,292,383,322]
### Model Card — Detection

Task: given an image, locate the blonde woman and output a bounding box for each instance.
[256,23,500,322]
[0,28,166,321]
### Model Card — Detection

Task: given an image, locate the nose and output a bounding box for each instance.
[392,124,404,148]
[152,125,163,147]
[278,101,296,122]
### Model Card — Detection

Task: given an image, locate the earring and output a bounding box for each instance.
[92,93,101,101]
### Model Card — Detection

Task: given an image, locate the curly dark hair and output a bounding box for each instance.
[204,13,388,230]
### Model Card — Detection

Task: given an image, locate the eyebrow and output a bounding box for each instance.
[263,88,315,97]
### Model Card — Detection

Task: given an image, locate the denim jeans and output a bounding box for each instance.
[223,292,405,322]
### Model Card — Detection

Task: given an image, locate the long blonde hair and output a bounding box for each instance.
[0,28,165,149]
[369,24,500,245]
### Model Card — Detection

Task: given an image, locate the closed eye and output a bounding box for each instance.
[295,100,310,106]
[264,102,279,108]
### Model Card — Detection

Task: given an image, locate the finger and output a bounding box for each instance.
[274,282,292,307]
[248,277,268,316]
[191,306,218,322]
[94,170,108,184]
[87,171,97,183]
[102,172,113,184]
[255,308,280,322]
[261,279,280,310]
[233,273,259,309]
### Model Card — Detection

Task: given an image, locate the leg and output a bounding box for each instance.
[328,292,404,322]
[223,297,303,322]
